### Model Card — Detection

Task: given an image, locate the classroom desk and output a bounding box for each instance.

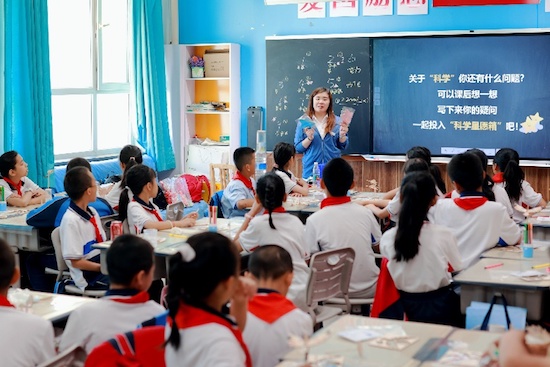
[481,242,550,262]
[8,290,97,323]
[278,315,499,367]
[93,217,245,275]
[0,205,44,252]
[453,258,550,320]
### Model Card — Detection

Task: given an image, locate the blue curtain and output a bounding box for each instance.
[3,0,54,187]
[132,0,176,172]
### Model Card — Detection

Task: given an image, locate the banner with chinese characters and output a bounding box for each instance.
[363,0,393,15]
[329,1,359,16]
[298,2,326,18]
[434,0,538,6]
[397,0,428,14]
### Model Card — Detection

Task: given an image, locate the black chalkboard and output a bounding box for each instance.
[266,37,371,153]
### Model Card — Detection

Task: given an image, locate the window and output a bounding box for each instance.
[48,0,131,159]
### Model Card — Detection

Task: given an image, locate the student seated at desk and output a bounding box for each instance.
[221,147,256,219]
[0,239,55,366]
[118,164,197,234]
[305,158,381,300]
[272,142,309,197]
[428,152,521,268]
[234,173,309,310]
[164,232,256,367]
[59,234,166,353]
[60,166,109,291]
[493,147,547,223]
[26,157,114,292]
[380,171,463,327]
[449,148,513,218]
[0,150,46,207]
[243,245,313,367]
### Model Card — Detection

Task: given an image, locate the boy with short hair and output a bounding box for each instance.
[221,147,256,218]
[60,166,109,291]
[59,234,166,353]
[305,157,381,299]
[0,150,46,207]
[243,245,313,367]
[428,152,521,268]
[0,239,55,365]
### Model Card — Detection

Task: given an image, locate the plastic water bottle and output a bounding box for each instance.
[312,162,321,188]
[255,130,267,179]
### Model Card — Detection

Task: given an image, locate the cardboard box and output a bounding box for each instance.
[204,50,229,78]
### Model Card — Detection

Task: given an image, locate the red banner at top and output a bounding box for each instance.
[433,0,538,6]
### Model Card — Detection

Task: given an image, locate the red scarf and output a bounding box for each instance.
[320,196,351,209]
[3,177,22,196]
[0,295,14,308]
[88,216,105,243]
[453,197,488,210]
[174,303,252,367]
[107,291,150,304]
[248,292,297,324]
[493,172,504,183]
[133,198,163,221]
[263,207,286,215]
[70,201,104,243]
[233,171,255,195]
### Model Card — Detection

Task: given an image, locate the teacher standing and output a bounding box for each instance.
[294,87,350,179]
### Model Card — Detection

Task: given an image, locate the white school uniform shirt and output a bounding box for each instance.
[221,178,256,218]
[305,201,381,296]
[495,180,543,223]
[239,212,310,310]
[380,222,462,293]
[0,176,40,199]
[428,197,521,268]
[450,185,514,218]
[386,187,444,224]
[59,291,166,353]
[60,205,105,290]
[127,199,162,234]
[0,303,56,366]
[273,169,299,194]
[165,304,248,367]
[243,291,313,367]
[104,181,122,209]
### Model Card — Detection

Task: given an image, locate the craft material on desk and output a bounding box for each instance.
[484,262,503,269]
[532,262,550,269]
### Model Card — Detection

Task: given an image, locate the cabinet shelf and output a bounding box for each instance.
[185,110,230,115]
[185,77,230,81]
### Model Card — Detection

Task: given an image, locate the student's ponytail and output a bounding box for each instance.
[165,232,239,350]
[257,173,286,230]
[118,164,156,222]
[494,148,523,202]
[394,172,437,262]
[467,148,495,202]
[406,146,446,194]
[272,142,295,178]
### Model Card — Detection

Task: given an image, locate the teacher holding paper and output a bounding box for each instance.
[294,87,352,179]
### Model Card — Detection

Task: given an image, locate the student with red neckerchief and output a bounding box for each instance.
[165,232,257,367]
[118,164,197,234]
[243,245,313,367]
[0,150,46,207]
[221,147,257,219]
[59,235,165,354]
[234,173,309,310]
[0,238,55,366]
[493,147,547,223]
[428,152,521,268]
[305,158,381,301]
[60,167,109,291]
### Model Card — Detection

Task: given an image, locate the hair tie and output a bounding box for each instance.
[125,186,133,197]
[129,157,136,161]
[273,163,279,168]
[178,243,196,262]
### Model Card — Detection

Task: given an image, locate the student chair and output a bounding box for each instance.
[37,344,86,367]
[306,247,355,326]
[99,213,119,240]
[50,227,106,297]
[209,163,237,197]
[85,326,166,367]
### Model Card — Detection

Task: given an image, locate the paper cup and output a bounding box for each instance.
[340,106,356,125]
